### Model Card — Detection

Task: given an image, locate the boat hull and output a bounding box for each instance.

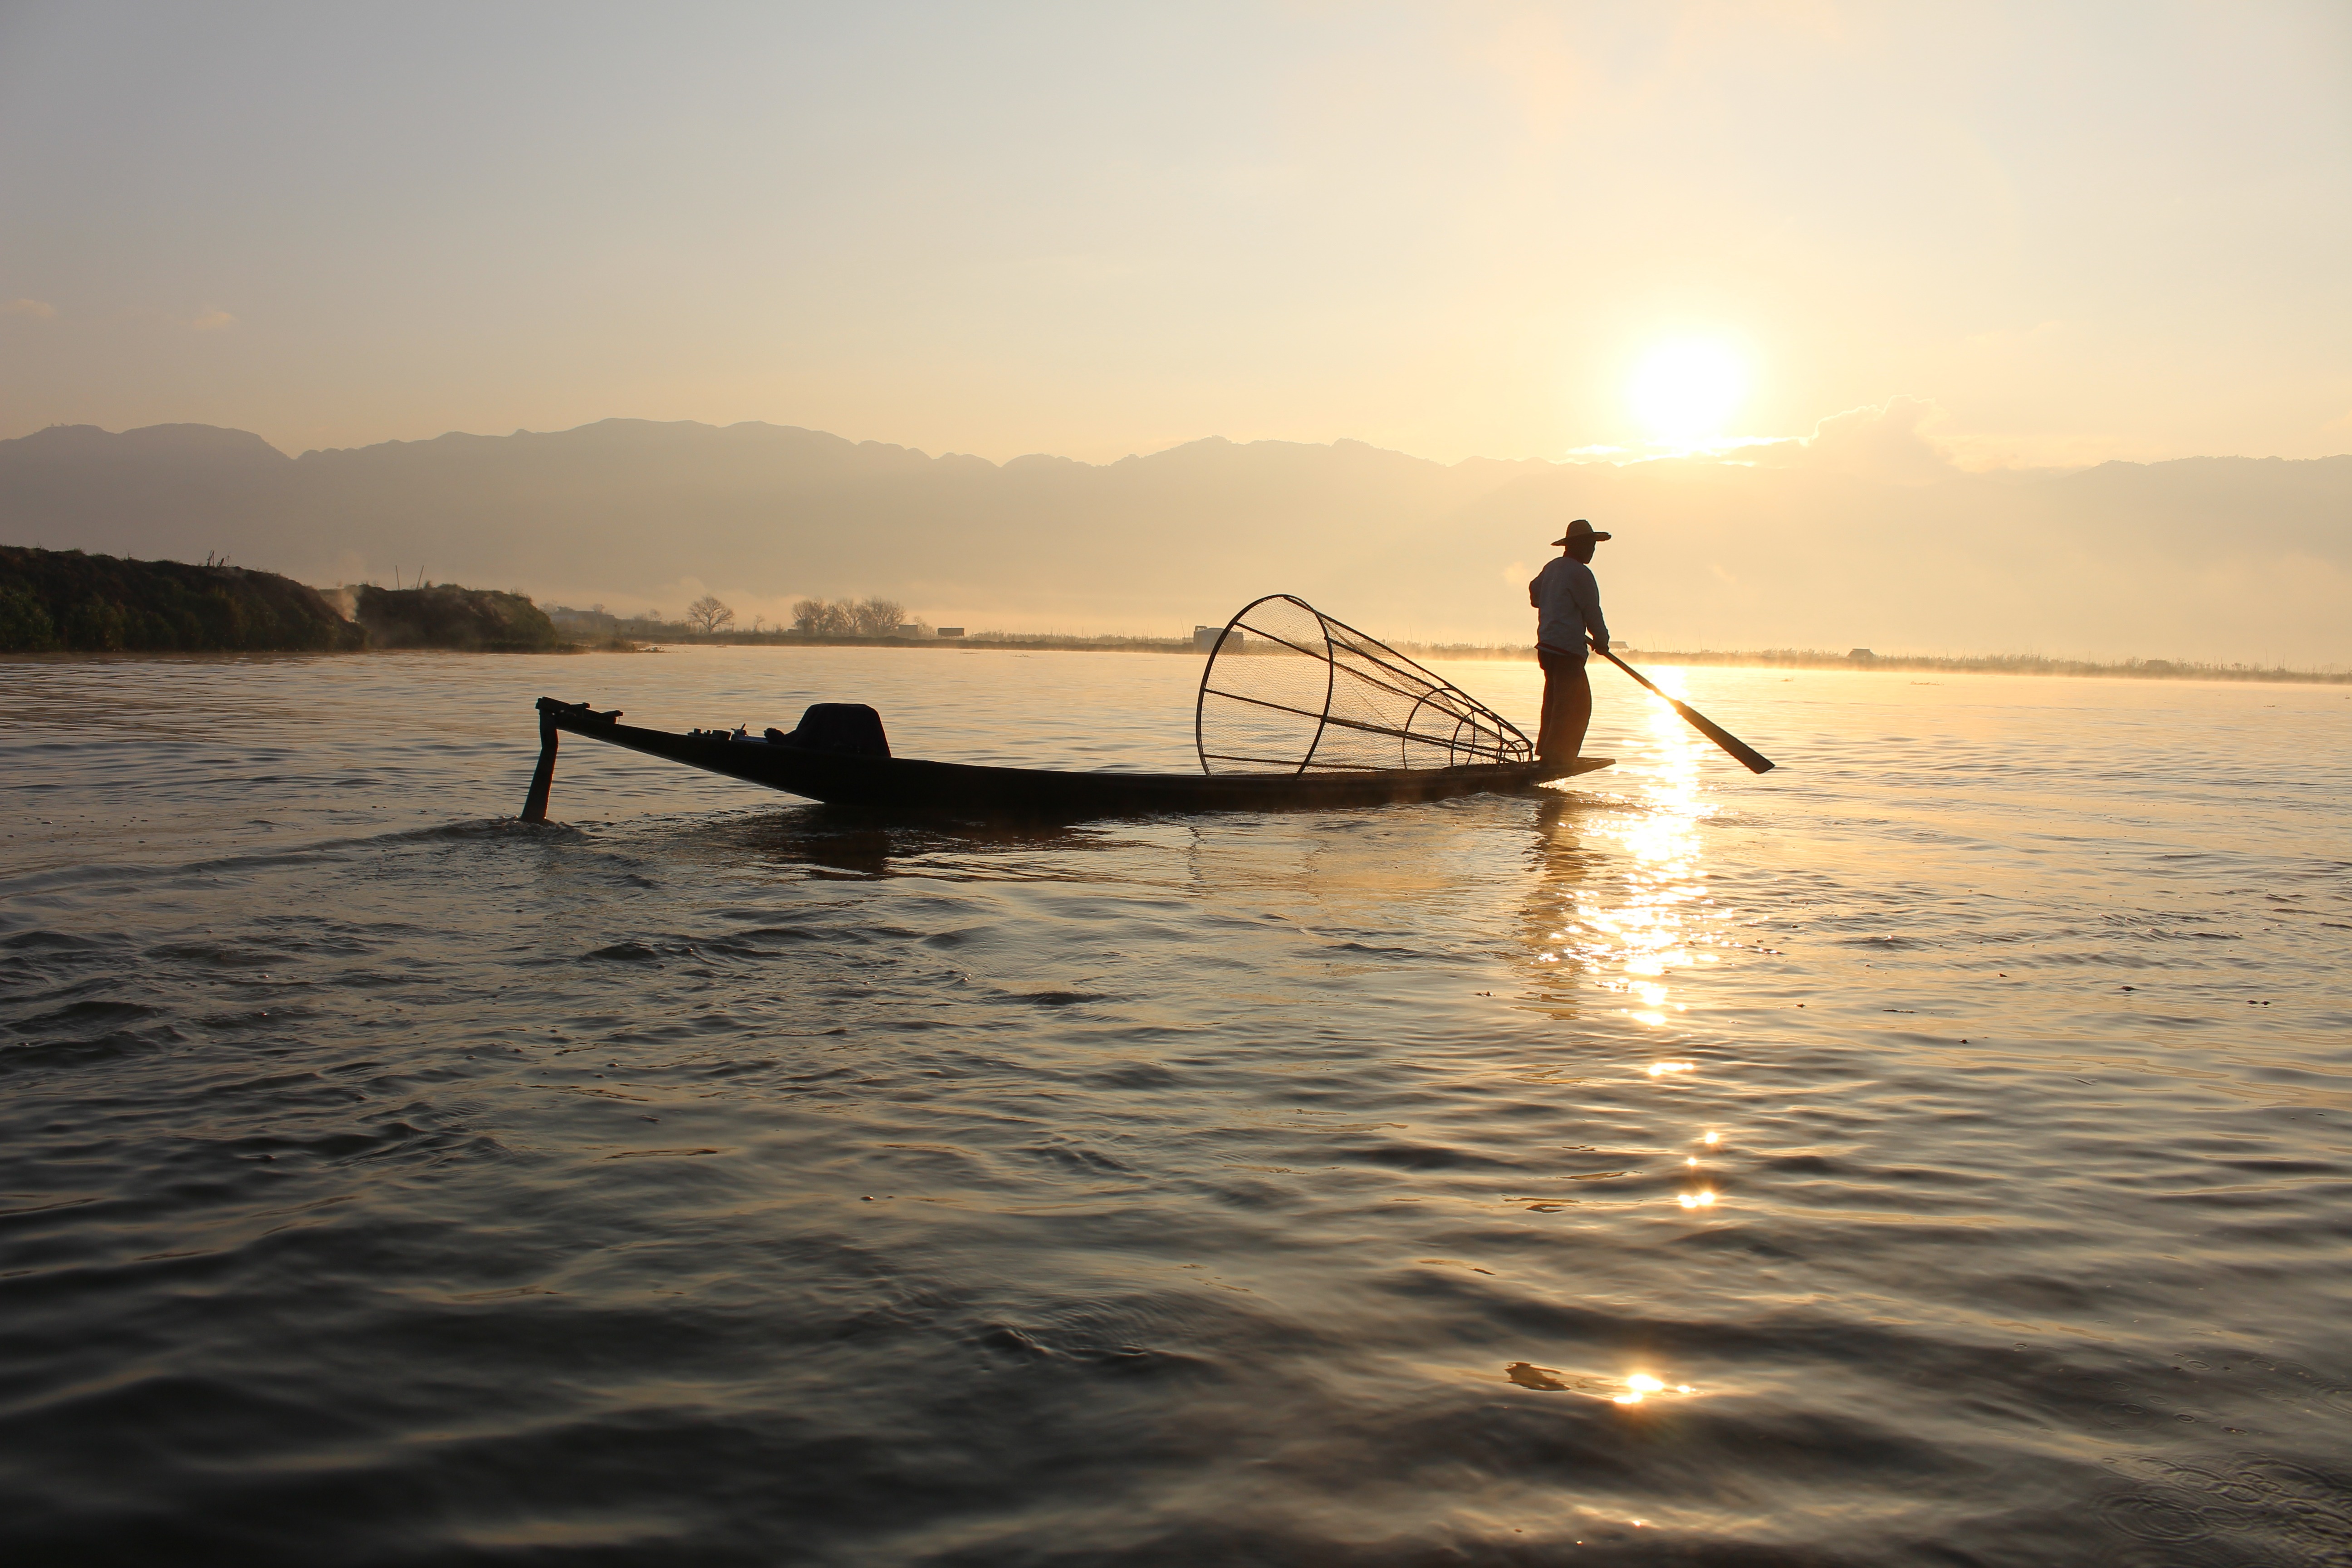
[535,701,1611,818]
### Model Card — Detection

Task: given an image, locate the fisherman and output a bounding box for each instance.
[1528,518,1611,771]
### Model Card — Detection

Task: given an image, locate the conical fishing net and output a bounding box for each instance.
[1194,594,1534,774]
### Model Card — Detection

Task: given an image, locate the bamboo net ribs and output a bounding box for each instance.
[1194,594,1534,775]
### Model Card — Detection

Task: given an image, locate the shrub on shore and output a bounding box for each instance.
[352,584,562,651]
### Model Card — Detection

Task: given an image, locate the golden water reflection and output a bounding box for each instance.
[1504,1363,1702,1406]
[1522,667,1723,1030]
[1523,670,1737,1223]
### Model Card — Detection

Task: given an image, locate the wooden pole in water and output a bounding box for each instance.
[521,713,559,821]
[1593,645,1776,774]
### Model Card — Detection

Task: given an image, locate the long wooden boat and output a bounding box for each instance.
[522,697,1611,819]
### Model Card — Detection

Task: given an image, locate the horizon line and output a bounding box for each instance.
[13,415,2350,476]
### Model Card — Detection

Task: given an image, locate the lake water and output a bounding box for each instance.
[3,647,2348,1566]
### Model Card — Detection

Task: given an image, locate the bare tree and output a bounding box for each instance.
[850,597,906,637]
[686,595,736,635]
[793,597,849,635]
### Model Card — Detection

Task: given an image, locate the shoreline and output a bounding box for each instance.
[4,635,2343,686]
[609,632,2352,686]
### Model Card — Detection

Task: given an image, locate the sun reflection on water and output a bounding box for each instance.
[1508,1363,1703,1406]
[1612,1372,1700,1406]
[1521,666,1722,1029]
[1519,666,1740,1229]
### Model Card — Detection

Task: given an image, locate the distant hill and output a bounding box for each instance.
[2,417,2347,663]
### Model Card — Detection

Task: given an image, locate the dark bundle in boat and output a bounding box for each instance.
[521,594,1608,822]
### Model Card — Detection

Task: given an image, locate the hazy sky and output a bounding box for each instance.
[3,1,2347,468]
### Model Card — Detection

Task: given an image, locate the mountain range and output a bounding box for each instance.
[3,412,2346,663]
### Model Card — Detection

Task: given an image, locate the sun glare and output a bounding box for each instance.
[1628,340,1746,445]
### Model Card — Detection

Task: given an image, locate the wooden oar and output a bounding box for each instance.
[1592,645,1776,774]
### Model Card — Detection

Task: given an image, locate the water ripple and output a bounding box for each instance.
[0,650,2347,1563]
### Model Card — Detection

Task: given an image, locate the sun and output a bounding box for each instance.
[1628,340,1746,445]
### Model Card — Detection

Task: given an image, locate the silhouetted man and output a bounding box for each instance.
[1529,518,1611,771]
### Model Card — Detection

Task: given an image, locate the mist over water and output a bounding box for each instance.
[3,647,2348,1565]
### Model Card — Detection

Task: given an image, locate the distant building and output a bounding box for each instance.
[1848,648,1876,661]
[1194,625,1243,652]
[895,624,920,637]
[936,627,965,638]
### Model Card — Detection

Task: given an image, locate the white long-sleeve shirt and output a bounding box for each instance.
[1530,556,1608,655]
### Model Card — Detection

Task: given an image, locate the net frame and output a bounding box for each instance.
[1193,593,1535,775]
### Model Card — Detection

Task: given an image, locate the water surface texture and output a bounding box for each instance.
[3,648,2348,1566]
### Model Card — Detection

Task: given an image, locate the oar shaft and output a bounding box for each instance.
[521,714,559,820]
[1594,646,1667,699]
[1592,646,1775,774]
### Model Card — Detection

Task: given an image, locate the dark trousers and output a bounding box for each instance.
[1536,647,1591,766]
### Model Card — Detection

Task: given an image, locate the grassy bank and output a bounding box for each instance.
[0,545,364,653]
[352,584,562,651]
[0,546,565,654]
